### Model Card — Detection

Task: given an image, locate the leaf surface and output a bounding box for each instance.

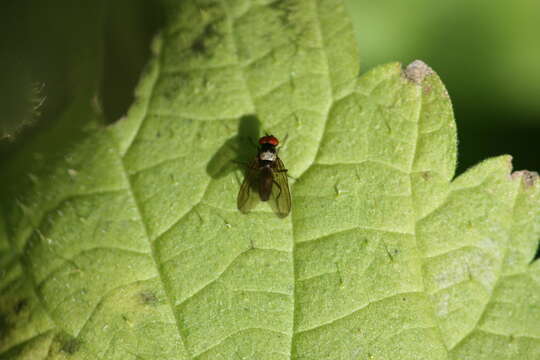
[1,1,539,359]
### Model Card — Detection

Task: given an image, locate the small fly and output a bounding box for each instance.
[237,135,291,217]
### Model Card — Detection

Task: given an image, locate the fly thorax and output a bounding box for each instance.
[259,151,276,162]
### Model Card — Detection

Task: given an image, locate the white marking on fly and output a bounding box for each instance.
[259,151,276,161]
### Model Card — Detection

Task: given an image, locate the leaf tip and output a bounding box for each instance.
[404,60,434,84]
[504,154,514,170]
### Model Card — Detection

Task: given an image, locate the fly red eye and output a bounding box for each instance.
[259,135,279,146]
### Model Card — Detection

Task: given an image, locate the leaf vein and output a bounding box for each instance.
[296,291,423,334]
[117,148,193,358]
[176,247,252,306]
[193,327,290,358]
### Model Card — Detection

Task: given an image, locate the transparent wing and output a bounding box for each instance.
[270,157,291,218]
[237,158,260,214]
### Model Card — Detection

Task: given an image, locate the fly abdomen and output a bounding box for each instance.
[259,166,273,201]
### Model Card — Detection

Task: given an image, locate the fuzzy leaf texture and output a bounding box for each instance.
[1,0,539,359]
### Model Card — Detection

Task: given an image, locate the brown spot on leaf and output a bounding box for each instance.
[191,21,223,55]
[404,60,434,84]
[512,170,539,188]
[14,299,28,314]
[139,291,158,306]
[61,338,81,354]
[0,313,9,337]
[54,332,82,355]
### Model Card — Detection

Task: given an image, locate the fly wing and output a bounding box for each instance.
[237,158,260,214]
[270,157,291,218]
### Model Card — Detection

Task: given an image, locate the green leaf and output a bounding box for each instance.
[1,1,539,359]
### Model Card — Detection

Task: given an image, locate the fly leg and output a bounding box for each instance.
[274,166,297,181]
[276,134,289,155]
[232,160,248,166]
[273,168,293,181]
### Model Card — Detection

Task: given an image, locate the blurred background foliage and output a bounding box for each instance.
[0,0,539,175]
[346,0,540,175]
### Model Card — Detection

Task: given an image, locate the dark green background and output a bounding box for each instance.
[1,0,539,175]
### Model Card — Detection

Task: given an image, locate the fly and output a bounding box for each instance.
[237,135,291,217]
